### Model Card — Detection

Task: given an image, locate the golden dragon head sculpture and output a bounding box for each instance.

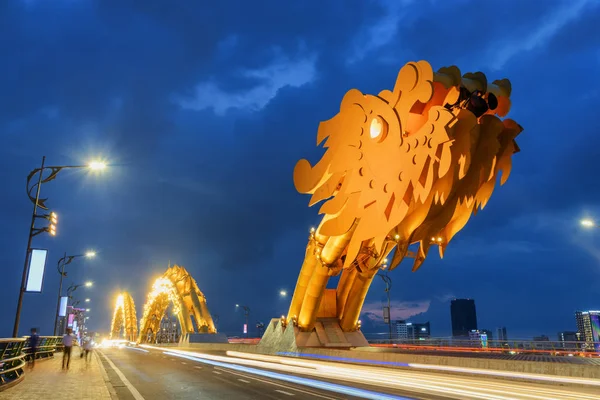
[294,61,522,273]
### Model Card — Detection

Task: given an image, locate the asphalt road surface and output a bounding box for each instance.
[97,346,600,400]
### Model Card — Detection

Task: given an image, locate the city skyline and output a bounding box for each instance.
[1,0,600,340]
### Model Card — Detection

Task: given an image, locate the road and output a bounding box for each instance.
[97,345,600,400]
[367,346,600,365]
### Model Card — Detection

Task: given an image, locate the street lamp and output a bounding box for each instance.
[236,304,251,338]
[53,252,96,335]
[85,298,90,303]
[377,270,393,343]
[13,157,107,337]
[62,282,91,336]
[581,219,597,228]
[89,161,107,170]
[279,290,287,297]
[67,281,93,298]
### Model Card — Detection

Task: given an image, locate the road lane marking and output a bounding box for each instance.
[214,367,339,400]
[213,371,222,374]
[170,358,176,361]
[165,351,397,400]
[194,366,203,370]
[98,351,145,400]
[238,379,250,383]
[276,390,295,396]
[181,362,187,365]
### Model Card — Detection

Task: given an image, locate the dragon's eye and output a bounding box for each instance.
[369,116,388,142]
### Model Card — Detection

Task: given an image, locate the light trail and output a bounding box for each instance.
[140,346,599,400]
[162,351,406,400]
[275,351,600,387]
[226,351,600,400]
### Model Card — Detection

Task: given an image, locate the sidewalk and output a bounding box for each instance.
[1,350,112,399]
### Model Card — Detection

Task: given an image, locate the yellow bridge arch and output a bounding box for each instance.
[110,292,138,342]
[138,265,216,343]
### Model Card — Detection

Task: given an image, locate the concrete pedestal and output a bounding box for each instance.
[257,317,368,352]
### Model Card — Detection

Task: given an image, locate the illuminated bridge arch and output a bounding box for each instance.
[138,265,216,344]
[110,292,138,342]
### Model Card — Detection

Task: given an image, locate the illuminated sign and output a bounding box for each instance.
[59,296,68,317]
[25,249,48,293]
[243,324,247,334]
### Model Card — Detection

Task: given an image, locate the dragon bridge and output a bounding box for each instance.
[110,292,138,342]
[138,265,216,343]
[288,60,523,335]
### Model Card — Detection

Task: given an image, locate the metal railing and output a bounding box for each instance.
[367,337,600,357]
[22,336,62,361]
[0,336,62,391]
[0,338,26,390]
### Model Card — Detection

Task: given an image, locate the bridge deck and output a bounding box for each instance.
[1,351,111,399]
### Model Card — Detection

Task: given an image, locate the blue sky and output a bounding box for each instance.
[1,0,600,340]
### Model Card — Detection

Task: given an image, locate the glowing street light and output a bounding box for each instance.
[85,251,97,258]
[66,281,93,298]
[279,290,287,297]
[89,161,107,170]
[86,308,90,312]
[581,219,596,228]
[85,298,91,302]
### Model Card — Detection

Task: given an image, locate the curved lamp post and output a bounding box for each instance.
[236,304,250,338]
[377,270,393,343]
[13,157,106,337]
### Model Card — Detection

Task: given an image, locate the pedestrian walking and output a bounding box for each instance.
[28,328,40,369]
[62,328,75,370]
[83,336,93,362]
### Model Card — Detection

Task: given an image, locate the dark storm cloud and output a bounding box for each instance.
[1,0,599,338]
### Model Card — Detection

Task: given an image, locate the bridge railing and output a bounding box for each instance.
[22,336,63,361]
[0,338,26,391]
[367,337,600,356]
[0,336,63,392]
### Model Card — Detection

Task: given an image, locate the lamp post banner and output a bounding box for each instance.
[59,296,68,316]
[383,306,390,324]
[25,248,48,293]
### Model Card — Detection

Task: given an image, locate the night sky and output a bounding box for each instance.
[2,0,600,340]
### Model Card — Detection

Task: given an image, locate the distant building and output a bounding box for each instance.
[496,327,508,342]
[156,315,180,343]
[533,335,549,342]
[466,330,489,347]
[394,320,431,340]
[558,331,582,350]
[575,310,600,350]
[468,330,480,340]
[451,299,477,337]
[481,329,493,340]
[411,322,431,340]
[394,320,409,340]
